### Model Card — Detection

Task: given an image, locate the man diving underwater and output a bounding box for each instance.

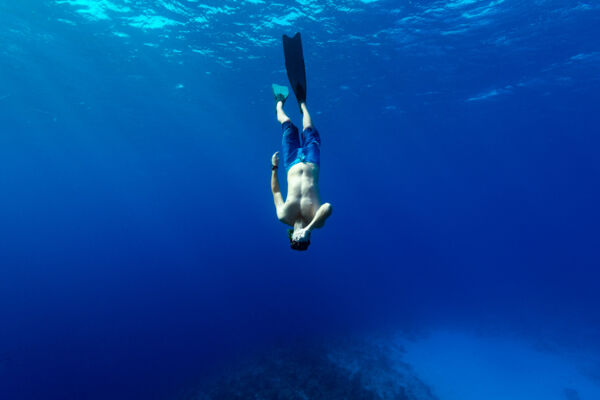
[270,33,332,251]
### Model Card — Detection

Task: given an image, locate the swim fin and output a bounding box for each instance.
[272,83,289,105]
[282,32,307,110]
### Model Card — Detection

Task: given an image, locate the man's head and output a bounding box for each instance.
[288,229,310,251]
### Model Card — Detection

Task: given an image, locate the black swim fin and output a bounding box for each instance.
[282,32,307,110]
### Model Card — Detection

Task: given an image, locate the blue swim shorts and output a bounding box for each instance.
[281,121,321,172]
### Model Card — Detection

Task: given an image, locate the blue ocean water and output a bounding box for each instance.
[1,0,599,399]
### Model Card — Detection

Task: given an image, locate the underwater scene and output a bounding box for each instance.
[1,0,599,399]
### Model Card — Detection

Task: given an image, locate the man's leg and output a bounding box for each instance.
[300,102,313,130]
[277,101,291,124]
[280,104,301,170]
[300,102,320,168]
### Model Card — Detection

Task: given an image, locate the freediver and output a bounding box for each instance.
[270,33,332,251]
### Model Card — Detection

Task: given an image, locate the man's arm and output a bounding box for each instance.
[271,152,284,212]
[305,203,333,231]
[291,202,332,242]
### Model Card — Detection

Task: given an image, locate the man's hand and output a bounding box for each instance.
[292,228,310,242]
[272,151,280,167]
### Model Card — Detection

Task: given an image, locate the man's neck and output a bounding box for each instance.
[293,220,307,232]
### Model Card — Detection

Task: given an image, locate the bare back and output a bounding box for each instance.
[278,162,321,226]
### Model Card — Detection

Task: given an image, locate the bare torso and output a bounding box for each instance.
[278,162,321,227]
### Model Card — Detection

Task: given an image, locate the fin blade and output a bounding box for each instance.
[282,32,307,106]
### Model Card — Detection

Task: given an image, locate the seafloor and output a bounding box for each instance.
[177,329,600,400]
[181,336,436,400]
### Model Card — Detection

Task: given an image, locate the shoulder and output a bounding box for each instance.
[277,204,294,226]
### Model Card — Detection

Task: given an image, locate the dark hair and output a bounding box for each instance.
[290,240,310,251]
[288,229,310,251]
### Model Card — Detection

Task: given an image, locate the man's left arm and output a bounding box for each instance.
[305,203,333,231]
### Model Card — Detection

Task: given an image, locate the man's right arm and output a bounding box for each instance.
[271,152,284,214]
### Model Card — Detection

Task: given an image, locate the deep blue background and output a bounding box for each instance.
[1,1,599,398]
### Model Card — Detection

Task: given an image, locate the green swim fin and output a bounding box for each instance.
[272,83,289,105]
[282,32,307,110]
